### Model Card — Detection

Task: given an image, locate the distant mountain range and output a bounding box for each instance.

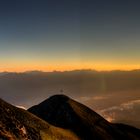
[1,94,139,140]
[1,69,140,107]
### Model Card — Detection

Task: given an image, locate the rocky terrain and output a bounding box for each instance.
[0,94,140,140]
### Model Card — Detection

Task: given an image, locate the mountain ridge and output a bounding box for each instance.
[28,95,140,140]
[0,98,80,140]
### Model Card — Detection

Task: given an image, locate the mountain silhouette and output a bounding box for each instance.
[28,95,140,140]
[0,98,80,140]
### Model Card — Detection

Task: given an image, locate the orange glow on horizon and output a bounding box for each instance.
[0,63,140,72]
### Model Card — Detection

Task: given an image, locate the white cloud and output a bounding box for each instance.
[98,99,140,127]
[16,105,26,110]
[79,95,108,102]
[100,99,140,113]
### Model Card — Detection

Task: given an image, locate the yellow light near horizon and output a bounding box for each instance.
[81,63,140,71]
[0,62,140,72]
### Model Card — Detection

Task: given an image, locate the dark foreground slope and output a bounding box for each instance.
[0,98,80,140]
[28,95,140,140]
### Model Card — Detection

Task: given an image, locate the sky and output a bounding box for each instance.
[0,0,140,72]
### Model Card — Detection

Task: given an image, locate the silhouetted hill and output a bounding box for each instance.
[0,98,80,140]
[28,95,140,140]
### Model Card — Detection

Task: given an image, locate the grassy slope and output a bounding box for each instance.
[0,98,79,140]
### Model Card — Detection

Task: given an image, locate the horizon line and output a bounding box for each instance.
[1,68,140,73]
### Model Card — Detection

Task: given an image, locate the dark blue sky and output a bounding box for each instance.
[0,0,140,71]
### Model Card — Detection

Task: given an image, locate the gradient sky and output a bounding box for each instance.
[0,0,140,72]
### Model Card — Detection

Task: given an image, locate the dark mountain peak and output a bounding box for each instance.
[28,95,140,140]
[44,94,69,103]
[28,94,79,131]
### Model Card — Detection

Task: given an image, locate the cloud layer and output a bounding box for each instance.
[99,99,140,128]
